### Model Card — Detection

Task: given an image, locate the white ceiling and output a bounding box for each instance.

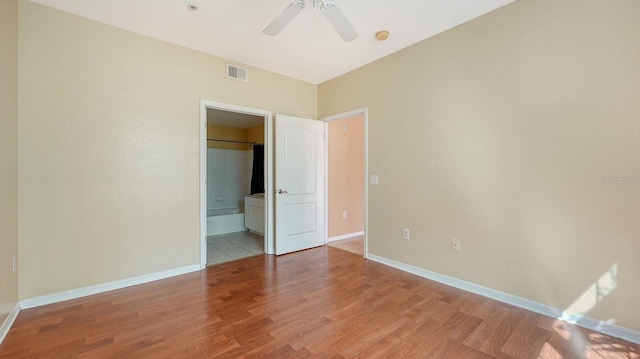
[29,0,515,84]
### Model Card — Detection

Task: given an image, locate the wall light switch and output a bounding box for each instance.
[370,175,379,185]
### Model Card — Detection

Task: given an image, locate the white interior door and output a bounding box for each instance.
[275,115,325,255]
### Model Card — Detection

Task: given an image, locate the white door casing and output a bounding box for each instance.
[275,115,325,255]
[200,100,274,269]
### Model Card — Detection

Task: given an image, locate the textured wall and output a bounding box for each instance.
[319,0,640,330]
[0,0,19,320]
[18,1,316,299]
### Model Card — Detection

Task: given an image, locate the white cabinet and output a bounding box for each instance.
[244,195,265,235]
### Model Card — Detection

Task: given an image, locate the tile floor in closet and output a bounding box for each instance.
[207,230,264,265]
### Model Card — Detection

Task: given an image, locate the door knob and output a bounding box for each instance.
[277,189,288,194]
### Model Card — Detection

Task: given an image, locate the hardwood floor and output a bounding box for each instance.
[327,236,364,256]
[1,247,638,358]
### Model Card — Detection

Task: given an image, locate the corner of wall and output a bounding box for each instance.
[0,0,20,344]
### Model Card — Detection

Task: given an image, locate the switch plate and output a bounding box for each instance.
[342,211,348,219]
[402,228,410,240]
[452,238,461,251]
[370,175,379,185]
[12,255,16,272]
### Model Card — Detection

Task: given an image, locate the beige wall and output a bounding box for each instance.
[328,114,364,238]
[207,125,250,151]
[207,123,264,150]
[247,124,265,145]
[319,0,640,330]
[0,0,19,321]
[17,1,316,299]
[11,0,640,334]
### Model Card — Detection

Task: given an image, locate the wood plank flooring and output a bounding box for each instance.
[327,236,364,256]
[1,247,638,358]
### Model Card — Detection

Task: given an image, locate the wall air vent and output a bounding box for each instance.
[226,64,248,82]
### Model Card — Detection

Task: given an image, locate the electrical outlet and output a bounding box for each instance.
[342,211,348,219]
[452,238,461,251]
[402,228,410,240]
[12,255,16,272]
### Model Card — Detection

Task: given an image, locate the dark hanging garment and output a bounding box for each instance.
[250,144,265,195]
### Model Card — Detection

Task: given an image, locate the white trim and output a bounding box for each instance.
[20,265,201,309]
[321,108,369,258]
[321,108,368,122]
[367,254,640,345]
[324,121,329,245]
[200,102,208,268]
[265,114,274,254]
[328,231,364,242]
[363,108,369,258]
[200,100,275,266]
[0,303,20,345]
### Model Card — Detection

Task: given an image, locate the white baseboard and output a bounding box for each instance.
[367,254,640,345]
[0,303,20,346]
[328,231,364,243]
[20,264,201,309]
[248,229,264,236]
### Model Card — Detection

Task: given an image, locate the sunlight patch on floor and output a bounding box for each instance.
[540,263,635,359]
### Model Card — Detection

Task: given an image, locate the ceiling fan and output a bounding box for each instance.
[263,0,359,42]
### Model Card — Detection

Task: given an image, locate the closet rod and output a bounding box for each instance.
[207,138,257,145]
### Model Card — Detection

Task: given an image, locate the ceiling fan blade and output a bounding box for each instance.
[321,1,358,42]
[263,1,306,36]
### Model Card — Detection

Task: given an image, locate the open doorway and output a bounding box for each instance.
[323,109,367,257]
[200,101,273,268]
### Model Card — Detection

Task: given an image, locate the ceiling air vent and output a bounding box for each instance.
[226,64,248,82]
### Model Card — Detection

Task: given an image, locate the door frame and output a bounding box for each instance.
[321,108,369,258]
[200,100,274,269]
